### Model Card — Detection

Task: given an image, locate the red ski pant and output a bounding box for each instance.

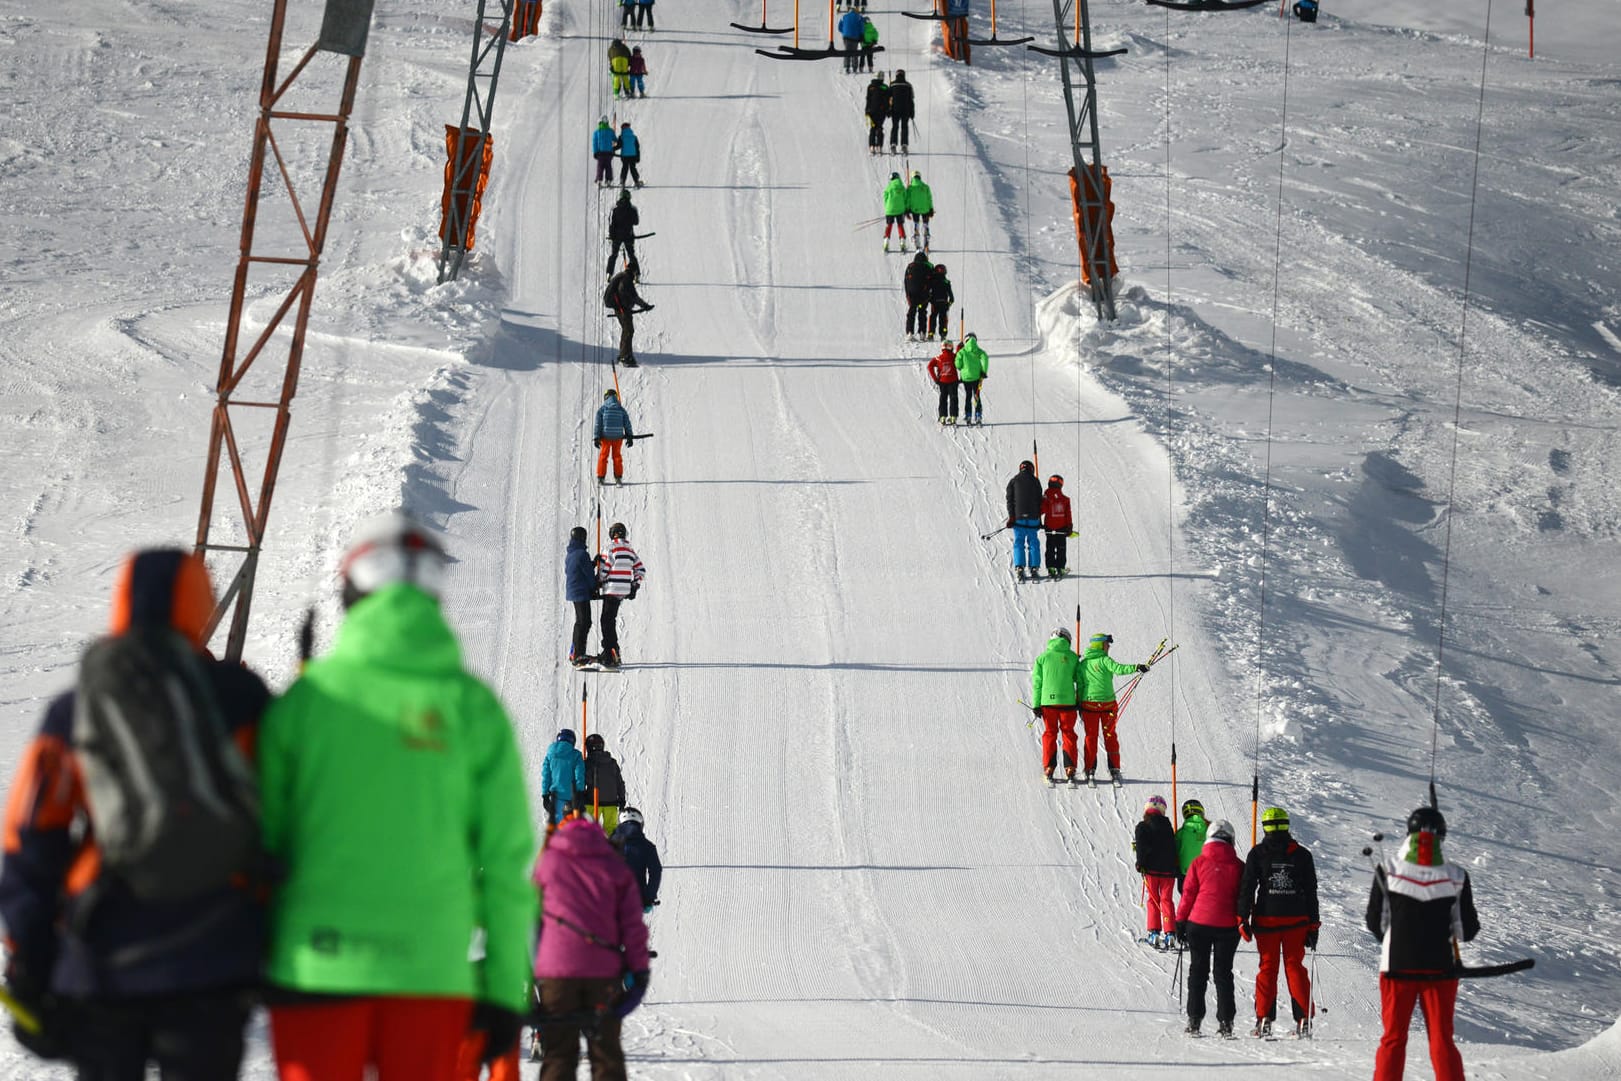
[596,439,624,479]
[1143,874,1176,933]
[269,995,472,1081]
[1253,924,1312,1021]
[1080,701,1120,772]
[1039,707,1077,774]
[1374,976,1464,1081]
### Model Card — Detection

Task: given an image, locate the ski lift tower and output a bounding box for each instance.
[193,0,375,662]
[1030,0,1122,320]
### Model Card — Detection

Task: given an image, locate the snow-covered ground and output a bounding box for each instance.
[2,0,1619,1076]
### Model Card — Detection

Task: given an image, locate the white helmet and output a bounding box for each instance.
[340,510,448,602]
[1209,819,1236,844]
[1052,627,1072,644]
[621,807,645,826]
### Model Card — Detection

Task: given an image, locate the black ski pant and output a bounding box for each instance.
[890,116,911,149]
[961,379,982,417]
[860,44,875,72]
[1045,530,1068,571]
[614,308,635,361]
[936,381,959,420]
[635,2,654,27]
[607,237,639,278]
[620,155,641,186]
[620,4,634,26]
[928,302,951,338]
[538,978,625,1081]
[70,991,252,1081]
[601,595,624,657]
[1185,928,1241,1025]
[905,298,928,335]
[571,601,593,660]
[842,37,861,72]
[868,115,886,150]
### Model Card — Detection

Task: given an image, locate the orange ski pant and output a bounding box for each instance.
[1253,923,1312,1022]
[269,995,471,1081]
[1080,701,1120,772]
[1039,706,1078,774]
[1374,976,1464,1081]
[596,439,624,479]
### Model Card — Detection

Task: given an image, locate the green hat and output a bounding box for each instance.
[1261,806,1290,833]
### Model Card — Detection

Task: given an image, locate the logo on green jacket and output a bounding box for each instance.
[402,707,448,751]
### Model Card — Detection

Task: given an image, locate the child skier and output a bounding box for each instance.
[859,16,878,73]
[1135,795,1180,949]
[881,172,908,251]
[927,264,954,342]
[1077,632,1152,784]
[610,807,664,912]
[928,341,959,425]
[591,116,616,186]
[582,733,628,834]
[1041,474,1073,578]
[616,122,643,188]
[541,729,587,823]
[1177,798,1210,891]
[628,47,649,97]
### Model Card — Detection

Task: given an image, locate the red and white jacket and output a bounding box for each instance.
[1041,488,1072,533]
[927,349,958,384]
[597,540,645,598]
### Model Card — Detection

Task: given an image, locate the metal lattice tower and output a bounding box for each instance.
[437,0,515,283]
[193,0,374,662]
[1048,0,1117,320]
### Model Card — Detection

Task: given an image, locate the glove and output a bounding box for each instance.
[1306,929,1320,950]
[593,437,602,449]
[469,1002,523,1064]
[1240,920,1254,941]
[625,436,634,448]
[629,582,640,600]
[643,905,654,915]
[1005,517,1014,528]
[614,969,651,1018]
[1176,920,1189,945]
[5,963,70,1061]
[542,793,556,817]
[636,303,655,312]
[1137,664,1150,673]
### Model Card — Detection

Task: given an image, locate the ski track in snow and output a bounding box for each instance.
[2,0,1621,1076]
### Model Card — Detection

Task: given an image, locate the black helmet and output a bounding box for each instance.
[1181,799,1204,820]
[932,263,947,275]
[1019,460,1034,474]
[569,526,587,543]
[894,68,906,80]
[1048,474,1063,488]
[1407,805,1447,837]
[890,171,901,180]
[618,189,631,202]
[609,522,628,541]
[585,733,605,753]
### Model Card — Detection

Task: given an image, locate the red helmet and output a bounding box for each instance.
[1048,474,1064,488]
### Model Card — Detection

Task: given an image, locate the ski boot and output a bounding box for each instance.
[899,239,908,253]
[1145,931,1160,948]
[1184,1018,1201,1036]
[883,239,890,253]
[1015,567,1026,582]
[1110,768,1124,787]
[570,654,594,670]
[1252,1019,1272,1038]
[598,648,621,670]
[1294,1019,1312,1039]
[1217,1021,1235,1039]
[1084,769,1096,787]
[1042,770,1055,787]
[1065,768,1078,785]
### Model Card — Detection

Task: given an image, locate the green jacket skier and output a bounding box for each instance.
[1030,631,1081,706]
[260,517,537,1039]
[954,334,989,381]
[1177,800,1210,882]
[905,171,935,248]
[1077,632,1149,780]
[883,173,910,251]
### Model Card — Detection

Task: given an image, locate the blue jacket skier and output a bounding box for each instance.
[610,808,663,911]
[565,526,597,663]
[838,9,865,72]
[541,730,588,823]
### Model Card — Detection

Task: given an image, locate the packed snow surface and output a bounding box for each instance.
[2,0,1619,1076]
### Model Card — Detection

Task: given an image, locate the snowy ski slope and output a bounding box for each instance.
[2,0,1620,1076]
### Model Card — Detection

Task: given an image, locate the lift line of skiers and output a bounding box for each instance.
[0,516,668,1081]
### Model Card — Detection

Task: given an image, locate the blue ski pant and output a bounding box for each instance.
[1012,519,1040,567]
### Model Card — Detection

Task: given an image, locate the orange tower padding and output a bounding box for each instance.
[510,0,542,41]
[440,127,495,251]
[1068,164,1117,285]
[936,0,972,63]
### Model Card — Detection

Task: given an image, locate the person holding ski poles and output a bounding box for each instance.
[881,172,908,252]
[927,340,959,424]
[593,388,636,481]
[1366,806,1480,1081]
[607,189,641,279]
[1041,474,1072,578]
[1077,632,1151,784]
[1135,795,1180,949]
[905,167,933,250]
[1239,806,1320,1037]
[1005,460,1042,581]
[1177,818,1245,1038]
[864,72,890,155]
[888,70,915,155]
[903,251,931,339]
[954,329,985,422]
[1029,626,1081,783]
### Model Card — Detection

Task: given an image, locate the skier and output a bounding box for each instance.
[927,340,960,425]
[860,16,879,73]
[260,512,535,1077]
[902,250,931,338]
[881,171,908,252]
[591,116,617,186]
[1005,459,1042,581]
[0,549,270,1077]
[905,167,933,250]
[1029,626,1081,782]
[1239,806,1320,1038]
[1177,797,1210,891]
[608,38,632,97]
[954,328,985,423]
[628,46,649,96]
[611,807,664,912]
[635,0,656,30]
[593,388,636,482]
[838,7,865,72]
[1293,0,1318,20]
[542,730,588,823]
[607,189,641,279]
[595,521,645,669]
[616,122,644,188]
[1135,795,1180,950]
[864,71,890,155]
[1177,819,1245,1038]
[927,263,955,342]
[566,525,598,666]
[889,70,915,154]
[1366,806,1479,1081]
[531,815,651,1081]
[603,270,653,367]
[1077,632,1151,784]
[582,733,628,834]
[1041,474,1073,578]
[619,0,635,29]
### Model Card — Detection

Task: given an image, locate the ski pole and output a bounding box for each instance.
[980,525,1009,540]
[0,985,41,1035]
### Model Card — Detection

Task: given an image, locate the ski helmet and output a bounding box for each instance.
[570,526,588,543]
[618,189,631,202]
[609,522,628,541]
[599,114,609,125]
[894,68,906,80]
[585,733,605,753]
[339,509,448,605]
[932,263,947,275]
[1209,818,1236,844]
[941,340,955,352]
[890,171,901,180]
[621,122,631,130]
[632,45,642,53]
[1407,805,1446,837]
[1181,798,1205,820]
[604,388,618,400]
[621,807,644,826]
[1052,627,1072,644]
[1261,806,1290,833]
[1048,474,1064,489]
[911,169,922,180]
[965,331,977,342]
[557,728,576,745]
[1019,460,1034,474]
[1088,632,1113,648]
[1145,795,1167,816]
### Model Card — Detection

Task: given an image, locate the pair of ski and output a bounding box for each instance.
[570,655,623,673]
[1043,771,1116,790]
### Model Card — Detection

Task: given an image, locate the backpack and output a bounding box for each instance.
[73,628,260,903]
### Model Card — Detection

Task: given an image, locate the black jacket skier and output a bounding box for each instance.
[1240,830,1320,929]
[888,70,915,151]
[1006,463,1042,523]
[582,736,627,808]
[605,270,652,365]
[1134,813,1180,877]
[607,192,641,277]
[865,76,890,151]
[610,817,663,909]
[1365,820,1479,974]
[903,252,932,334]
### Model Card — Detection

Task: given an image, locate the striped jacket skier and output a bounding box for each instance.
[594,524,645,667]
